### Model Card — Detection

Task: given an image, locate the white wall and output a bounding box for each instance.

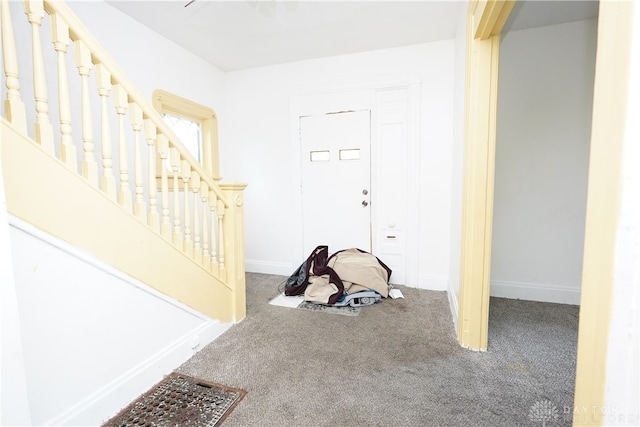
[491,19,597,305]
[0,153,32,426]
[222,42,455,289]
[67,1,227,118]
[8,218,229,426]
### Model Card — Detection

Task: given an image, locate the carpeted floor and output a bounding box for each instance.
[177,273,579,426]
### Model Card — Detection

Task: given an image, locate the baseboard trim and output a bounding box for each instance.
[245,259,292,276]
[46,320,232,427]
[447,280,460,334]
[490,280,581,305]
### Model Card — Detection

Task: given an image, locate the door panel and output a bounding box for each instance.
[374,88,411,285]
[300,110,371,255]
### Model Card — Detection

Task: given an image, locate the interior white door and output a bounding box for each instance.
[300,110,371,256]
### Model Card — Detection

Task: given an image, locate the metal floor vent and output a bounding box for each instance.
[103,373,246,427]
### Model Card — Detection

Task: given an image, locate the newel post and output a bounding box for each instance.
[220,182,247,322]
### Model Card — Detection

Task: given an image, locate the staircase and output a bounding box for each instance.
[1,0,246,321]
[1,0,246,424]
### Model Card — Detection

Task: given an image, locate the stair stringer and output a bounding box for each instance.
[1,118,235,322]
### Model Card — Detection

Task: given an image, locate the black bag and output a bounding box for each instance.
[283,245,328,296]
[284,245,345,304]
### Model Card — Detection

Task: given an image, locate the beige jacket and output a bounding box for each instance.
[304,248,391,304]
[327,248,390,298]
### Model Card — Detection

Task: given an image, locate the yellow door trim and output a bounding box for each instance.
[472,0,516,39]
[573,1,634,425]
[458,0,514,351]
[459,0,635,420]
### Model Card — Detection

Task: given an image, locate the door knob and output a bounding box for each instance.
[362,189,368,195]
[362,200,369,207]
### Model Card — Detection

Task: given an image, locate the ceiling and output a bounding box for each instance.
[106,0,599,72]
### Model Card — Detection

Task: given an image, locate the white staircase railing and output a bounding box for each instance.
[0,0,246,322]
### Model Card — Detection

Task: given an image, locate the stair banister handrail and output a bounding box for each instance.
[42,0,230,209]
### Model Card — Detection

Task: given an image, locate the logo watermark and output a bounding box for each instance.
[529,400,559,427]
[529,400,640,426]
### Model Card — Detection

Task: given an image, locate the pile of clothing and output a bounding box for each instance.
[283,245,392,306]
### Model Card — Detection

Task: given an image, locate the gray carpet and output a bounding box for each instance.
[177,273,579,426]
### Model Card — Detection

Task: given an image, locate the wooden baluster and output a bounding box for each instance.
[181,160,192,257]
[1,0,27,133]
[200,182,210,270]
[130,103,146,223]
[113,84,132,212]
[191,172,201,263]
[50,13,76,171]
[25,0,54,154]
[75,40,98,186]
[157,134,171,240]
[170,148,182,248]
[95,64,116,200]
[209,190,219,276]
[217,199,226,281]
[145,120,160,233]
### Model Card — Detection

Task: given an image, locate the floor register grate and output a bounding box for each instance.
[103,373,246,427]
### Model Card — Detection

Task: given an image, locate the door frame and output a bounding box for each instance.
[298,109,373,254]
[573,1,635,424]
[457,0,514,351]
[290,86,373,265]
[459,0,635,423]
[289,78,420,286]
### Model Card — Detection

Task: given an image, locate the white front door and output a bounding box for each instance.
[300,110,371,256]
